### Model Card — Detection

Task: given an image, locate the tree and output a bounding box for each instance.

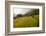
[25,9,39,16]
[17,14,22,17]
[14,14,22,19]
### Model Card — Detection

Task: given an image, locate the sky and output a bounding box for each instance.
[13,8,32,17]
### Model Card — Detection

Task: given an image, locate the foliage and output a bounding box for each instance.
[25,9,39,16]
[14,14,22,19]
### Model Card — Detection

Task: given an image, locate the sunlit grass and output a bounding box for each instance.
[13,15,39,28]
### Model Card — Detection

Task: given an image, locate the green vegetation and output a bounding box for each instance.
[13,9,39,28]
[13,15,39,28]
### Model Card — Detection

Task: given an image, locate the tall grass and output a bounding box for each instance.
[13,15,39,28]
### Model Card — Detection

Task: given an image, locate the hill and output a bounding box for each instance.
[13,15,39,28]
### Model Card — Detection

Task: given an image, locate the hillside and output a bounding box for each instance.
[13,15,39,28]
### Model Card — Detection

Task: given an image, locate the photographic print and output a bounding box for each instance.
[13,8,39,28]
[5,1,45,35]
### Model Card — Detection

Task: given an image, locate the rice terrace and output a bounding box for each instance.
[13,8,39,28]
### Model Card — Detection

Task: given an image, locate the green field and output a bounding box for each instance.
[13,15,39,28]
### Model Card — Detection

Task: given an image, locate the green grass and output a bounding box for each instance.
[13,15,39,28]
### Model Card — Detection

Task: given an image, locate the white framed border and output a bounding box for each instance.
[10,5,42,32]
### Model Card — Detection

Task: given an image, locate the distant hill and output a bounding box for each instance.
[14,9,39,19]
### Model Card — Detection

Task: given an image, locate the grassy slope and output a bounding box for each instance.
[13,15,39,28]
